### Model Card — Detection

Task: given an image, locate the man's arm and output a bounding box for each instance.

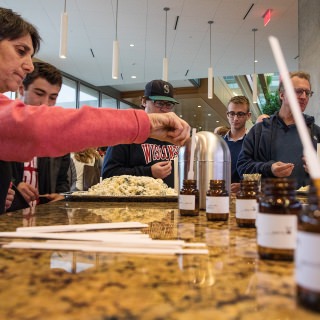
[0,97,150,161]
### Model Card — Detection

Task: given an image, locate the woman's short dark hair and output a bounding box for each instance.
[0,7,41,55]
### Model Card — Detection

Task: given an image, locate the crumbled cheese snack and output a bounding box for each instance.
[297,185,309,192]
[85,175,177,196]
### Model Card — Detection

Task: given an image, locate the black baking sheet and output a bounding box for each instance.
[63,192,178,202]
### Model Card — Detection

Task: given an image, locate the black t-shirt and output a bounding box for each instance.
[0,161,12,214]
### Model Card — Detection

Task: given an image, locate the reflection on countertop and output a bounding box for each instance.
[0,200,318,320]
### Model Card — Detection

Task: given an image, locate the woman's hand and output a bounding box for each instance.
[148,112,190,146]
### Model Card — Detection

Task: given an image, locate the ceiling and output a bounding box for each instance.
[0,0,298,130]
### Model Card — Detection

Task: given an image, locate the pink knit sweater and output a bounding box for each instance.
[0,94,150,162]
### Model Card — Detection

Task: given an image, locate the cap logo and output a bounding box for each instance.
[163,84,170,94]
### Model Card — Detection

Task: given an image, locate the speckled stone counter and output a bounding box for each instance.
[0,200,318,320]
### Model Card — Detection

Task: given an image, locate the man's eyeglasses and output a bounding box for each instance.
[227,111,248,118]
[151,100,175,110]
[294,88,313,98]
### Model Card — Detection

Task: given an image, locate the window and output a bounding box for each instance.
[55,72,135,111]
[79,84,98,108]
[223,75,242,96]
[3,92,16,99]
[101,94,117,109]
[56,77,77,109]
[120,101,134,110]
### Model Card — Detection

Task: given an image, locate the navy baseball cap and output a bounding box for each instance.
[144,80,179,104]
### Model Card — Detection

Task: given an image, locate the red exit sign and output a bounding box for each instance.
[263,9,272,26]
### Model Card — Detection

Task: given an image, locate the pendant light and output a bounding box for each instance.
[112,0,119,79]
[59,0,68,59]
[208,21,214,99]
[162,7,170,81]
[252,28,258,103]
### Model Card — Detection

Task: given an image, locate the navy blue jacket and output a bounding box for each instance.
[237,112,320,188]
[102,138,180,188]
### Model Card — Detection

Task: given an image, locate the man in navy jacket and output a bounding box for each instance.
[237,71,320,188]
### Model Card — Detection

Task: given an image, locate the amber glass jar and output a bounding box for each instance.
[179,179,199,216]
[206,180,229,221]
[236,180,259,228]
[257,178,301,261]
[296,183,320,312]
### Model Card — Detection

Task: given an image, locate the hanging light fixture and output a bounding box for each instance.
[252,28,258,103]
[59,0,68,59]
[162,7,170,81]
[208,21,214,99]
[112,0,119,79]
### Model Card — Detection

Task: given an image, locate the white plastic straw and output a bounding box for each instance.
[16,222,148,233]
[269,36,320,179]
[187,128,197,179]
[3,241,209,255]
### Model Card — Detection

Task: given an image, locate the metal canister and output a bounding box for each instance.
[178,131,231,209]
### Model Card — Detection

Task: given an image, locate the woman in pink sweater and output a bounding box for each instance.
[0,7,190,213]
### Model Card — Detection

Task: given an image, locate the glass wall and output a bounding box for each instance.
[56,72,134,111]
[223,76,242,96]
[79,84,99,108]
[56,77,77,109]
[101,94,117,109]
[3,71,133,112]
[120,101,132,109]
[3,92,16,99]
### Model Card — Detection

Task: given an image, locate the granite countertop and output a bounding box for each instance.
[0,199,318,320]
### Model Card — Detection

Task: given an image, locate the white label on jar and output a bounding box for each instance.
[179,194,195,210]
[236,199,257,219]
[256,213,297,249]
[206,196,229,213]
[295,231,320,291]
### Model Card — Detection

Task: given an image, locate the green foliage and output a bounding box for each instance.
[265,75,273,87]
[261,91,281,115]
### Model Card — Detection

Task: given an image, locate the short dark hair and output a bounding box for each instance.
[278,71,311,92]
[23,62,63,89]
[227,95,250,112]
[0,7,41,55]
